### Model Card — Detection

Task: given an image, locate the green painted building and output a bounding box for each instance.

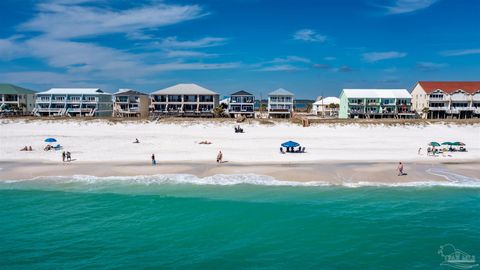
[339,89,415,119]
[0,83,36,113]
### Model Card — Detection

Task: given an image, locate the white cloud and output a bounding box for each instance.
[0,36,29,60]
[0,1,238,85]
[20,2,206,39]
[440,48,480,56]
[363,51,407,62]
[163,50,218,58]
[382,0,439,14]
[156,36,227,48]
[292,29,327,42]
[416,61,447,71]
[255,65,301,72]
[269,56,311,63]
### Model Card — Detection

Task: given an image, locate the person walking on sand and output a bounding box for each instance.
[62,151,66,162]
[397,162,404,176]
[66,151,71,162]
[151,154,156,165]
[418,147,422,155]
[216,151,223,163]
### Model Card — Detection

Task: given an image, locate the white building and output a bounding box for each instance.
[411,81,480,119]
[34,88,113,117]
[268,88,294,118]
[311,96,340,118]
[150,83,219,117]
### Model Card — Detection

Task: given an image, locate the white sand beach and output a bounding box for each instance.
[0,119,479,183]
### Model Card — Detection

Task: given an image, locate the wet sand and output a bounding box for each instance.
[0,160,478,184]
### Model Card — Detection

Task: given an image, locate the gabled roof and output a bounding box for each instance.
[0,83,35,94]
[268,88,294,96]
[114,89,148,96]
[37,88,110,95]
[151,83,218,95]
[313,97,340,105]
[342,89,411,99]
[417,81,480,94]
[231,90,253,96]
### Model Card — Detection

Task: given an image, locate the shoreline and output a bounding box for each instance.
[1,160,479,184]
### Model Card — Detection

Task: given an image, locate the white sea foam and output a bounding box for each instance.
[2,170,479,188]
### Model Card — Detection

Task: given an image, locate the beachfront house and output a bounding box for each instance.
[339,89,414,119]
[411,81,480,119]
[267,88,294,118]
[0,83,36,114]
[113,89,150,118]
[311,96,340,118]
[150,83,219,117]
[34,88,113,117]
[228,90,255,118]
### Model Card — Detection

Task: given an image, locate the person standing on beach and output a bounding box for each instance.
[151,154,156,165]
[397,162,404,176]
[62,151,66,162]
[66,152,71,162]
[418,147,421,155]
[216,151,223,163]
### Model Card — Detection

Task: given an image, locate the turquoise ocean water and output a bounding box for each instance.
[1,174,479,269]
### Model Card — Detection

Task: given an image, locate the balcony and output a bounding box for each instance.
[348,102,364,106]
[269,108,291,113]
[429,107,448,111]
[452,107,475,111]
[451,96,469,101]
[429,96,448,101]
[36,98,51,103]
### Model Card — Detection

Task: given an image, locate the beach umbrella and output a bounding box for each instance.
[281,141,300,148]
[429,142,441,147]
[452,142,465,146]
[441,142,453,145]
[44,138,57,143]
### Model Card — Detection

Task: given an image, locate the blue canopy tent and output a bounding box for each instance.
[44,138,57,143]
[281,141,300,148]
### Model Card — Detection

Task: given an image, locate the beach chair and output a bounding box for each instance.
[53,144,63,150]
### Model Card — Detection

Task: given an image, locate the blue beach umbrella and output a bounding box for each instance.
[281,141,300,148]
[44,138,57,143]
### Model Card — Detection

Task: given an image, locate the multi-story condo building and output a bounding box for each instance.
[0,83,35,114]
[228,90,255,118]
[150,83,219,117]
[411,81,480,119]
[339,89,414,119]
[113,89,150,118]
[34,88,113,117]
[267,88,294,118]
[311,96,340,118]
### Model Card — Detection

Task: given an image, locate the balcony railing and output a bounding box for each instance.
[452,107,475,111]
[451,96,469,101]
[429,107,448,111]
[429,96,449,101]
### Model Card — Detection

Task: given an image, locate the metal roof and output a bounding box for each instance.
[342,89,411,99]
[268,88,294,96]
[151,84,218,95]
[313,97,340,105]
[0,83,35,94]
[231,90,253,96]
[114,89,148,96]
[37,88,111,95]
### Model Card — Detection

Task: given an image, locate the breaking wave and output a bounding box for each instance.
[1,169,480,188]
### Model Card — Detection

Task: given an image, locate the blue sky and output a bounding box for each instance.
[0,0,479,98]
